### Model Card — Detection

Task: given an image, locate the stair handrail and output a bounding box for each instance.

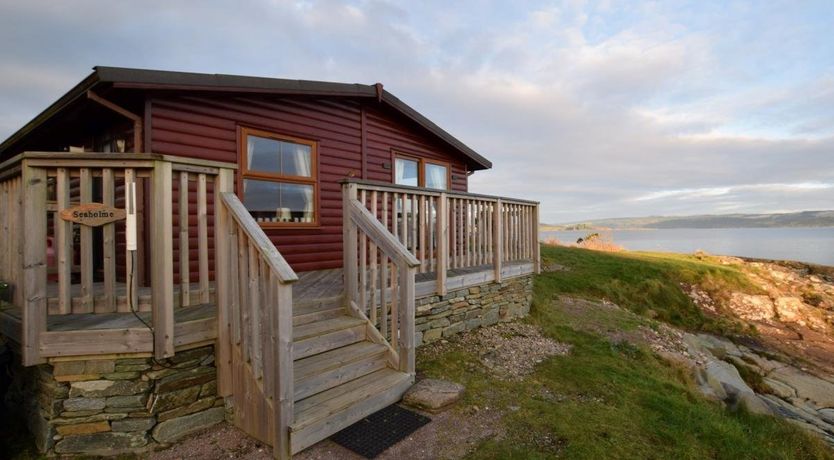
[218,192,297,459]
[221,193,298,283]
[347,199,421,268]
[344,184,419,377]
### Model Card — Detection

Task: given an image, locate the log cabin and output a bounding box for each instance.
[0,67,539,457]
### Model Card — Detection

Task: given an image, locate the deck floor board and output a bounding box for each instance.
[0,259,533,335]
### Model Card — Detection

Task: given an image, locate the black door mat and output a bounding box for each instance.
[330,404,431,458]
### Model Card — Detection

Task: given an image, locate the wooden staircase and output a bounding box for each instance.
[290,297,412,453]
[216,191,420,459]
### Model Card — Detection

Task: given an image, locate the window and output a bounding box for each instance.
[393,154,450,190]
[239,127,318,226]
[424,161,449,190]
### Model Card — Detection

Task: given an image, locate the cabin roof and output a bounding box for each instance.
[0,66,492,170]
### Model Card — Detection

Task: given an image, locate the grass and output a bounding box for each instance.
[418,245,832,459]
[539,245,760,335]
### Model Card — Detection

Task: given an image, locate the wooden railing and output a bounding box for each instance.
[217,192,298,459]
[343,183,420,377]
[345,179,540,296]
[0,152,236,365]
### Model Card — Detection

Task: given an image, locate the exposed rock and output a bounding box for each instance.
[728,293,774,321]
[819,409,834,425]
[56,421,111,436]
[157,396,216,422]
[763,377,796,399]
[51,412,128,426]
[698,360,770,414]
[69,379,149,398]
[111,417,156,432]
[54,431,148,454]
[155,366,215,393]
[151,407,225,443]
[692,334,742,359]
[767,366,834,408]
[105,394,147,408]
[403,379,465,412]
[148,385,201,414]
[63,397,106,412]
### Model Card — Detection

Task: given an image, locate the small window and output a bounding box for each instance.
[424,162,448,190]
[395,157,419,187]
[393,154,450,190]
[239,127,318,226]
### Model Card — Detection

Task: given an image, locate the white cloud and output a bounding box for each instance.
[0,0,832,222]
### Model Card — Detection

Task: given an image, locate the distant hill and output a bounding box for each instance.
[546,210,834,230]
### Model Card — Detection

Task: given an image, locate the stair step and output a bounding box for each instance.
[294,342,389,401]
[294,294,343,310]
[293,297,344,326]
[293,316,367,361]
[290,368,413,454]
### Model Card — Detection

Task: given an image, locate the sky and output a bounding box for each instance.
[1,0,832,224]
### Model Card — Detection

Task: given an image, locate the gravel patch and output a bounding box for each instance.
[422,322,571,380]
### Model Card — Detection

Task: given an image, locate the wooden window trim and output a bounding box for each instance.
[422,158,452,191]
[238,126,320,228]
[392,152,451,191]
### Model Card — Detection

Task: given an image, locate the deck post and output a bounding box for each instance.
[273,281,293,460]
[493,199,503,283]
[398,264,416,376]
[436,192,448,296]
[21,161,47,366]
[150,160,175,359]
[342,182,358,306]
[214,168,235,396]
[532,204,541,274]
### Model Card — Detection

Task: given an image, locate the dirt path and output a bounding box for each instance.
[149,321,570,459]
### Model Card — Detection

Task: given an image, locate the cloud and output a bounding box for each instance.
[0,0,832,223]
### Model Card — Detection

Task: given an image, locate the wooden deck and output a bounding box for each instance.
[0,259,533,354]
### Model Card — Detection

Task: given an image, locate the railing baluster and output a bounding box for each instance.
[248,242,262,378]
[390,263,398,344]
[436,193,447,296]
[410,194,417,261]
[533,204,541,273]
[198,173,209,304]
[380,256,388,339]
[102,168,117,312]
[179,171,191,307]
[238,232,250,363]
[494,199,503,282]
[79,167,93,313]
[359,190,368,313]
[56,168,72,314]
[369,190,378,326]
[418,194,426,272]
[400,193,407,247]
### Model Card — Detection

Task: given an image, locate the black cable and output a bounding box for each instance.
[127,250,177,369]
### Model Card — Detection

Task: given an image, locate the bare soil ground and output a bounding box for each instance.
[149,320,570,459]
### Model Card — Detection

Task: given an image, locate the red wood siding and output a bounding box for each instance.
[150,94,470,272]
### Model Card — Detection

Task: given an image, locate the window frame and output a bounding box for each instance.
[238,126,320,228]
[392,152,451,191]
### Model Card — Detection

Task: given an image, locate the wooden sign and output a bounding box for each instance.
[59,203,126,227]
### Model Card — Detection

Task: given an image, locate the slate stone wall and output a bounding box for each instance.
[4,345,225,456]
[415,274,534,346]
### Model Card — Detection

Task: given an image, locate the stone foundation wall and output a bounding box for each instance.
[4,345,225,456]
[415,274,533,346]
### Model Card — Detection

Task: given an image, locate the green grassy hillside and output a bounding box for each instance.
[418,245,832,459]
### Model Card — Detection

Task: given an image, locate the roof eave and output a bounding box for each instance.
[0,70,101,155]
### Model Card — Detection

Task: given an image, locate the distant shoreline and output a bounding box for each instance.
[540,225,834,231]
